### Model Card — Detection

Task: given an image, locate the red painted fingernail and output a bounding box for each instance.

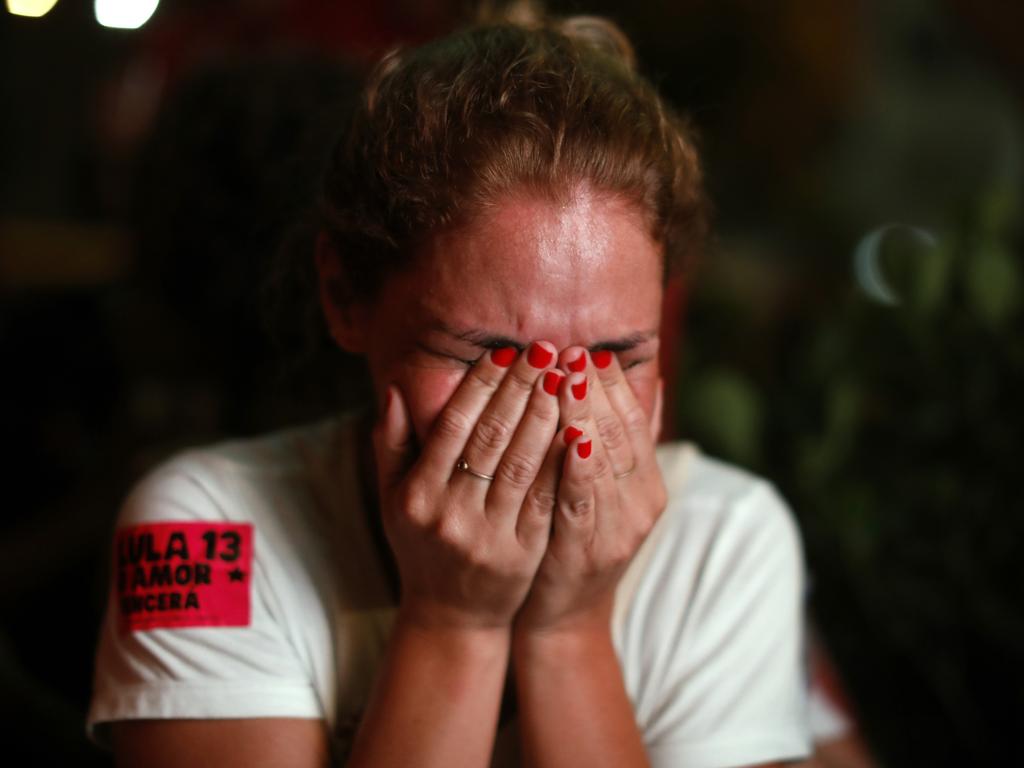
[527,342,554,369]
[567,352,586,372]
[491,347,517,367]
[577,440,592,459]
[592,350,613,369]
[564,425,583,445]
[543,371,564,395]
[571,378,587,400]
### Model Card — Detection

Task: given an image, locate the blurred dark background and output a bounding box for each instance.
[1,1,1021,765]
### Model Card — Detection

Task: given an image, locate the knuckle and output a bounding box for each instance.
[630,520,652,549]
[472,411,514,452]
[468,365,503,392]
[464,541,493,570]
[496,452,540,488]
[565,497,595,518]
[621,405,649,434]
[433,406,472,441]
[626,505,659,548]
[599,528,641,565]
[600,372,625,392]
[505,367,536,395]
[435,512,469,551]
[595,413,627,452]
[590,452,612,479]
[526,387,559,420]
[403,486,427,519]
[390,483,427,525]
[608,540,637,567]
[526,484,558,514]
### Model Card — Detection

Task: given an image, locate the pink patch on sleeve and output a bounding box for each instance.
[114,522,253,632]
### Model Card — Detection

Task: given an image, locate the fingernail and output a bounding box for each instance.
[577,440,592,459]
[543,371,564,396]
[571,378,587,401]
[527,342,554,369]
[592,350,613,369]
[564,425,583,445]
[491,347,517,367]
[567,352,587,372]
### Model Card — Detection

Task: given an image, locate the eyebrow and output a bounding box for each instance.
[433,322,657,352]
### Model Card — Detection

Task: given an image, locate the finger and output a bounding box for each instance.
[487,369,562,516]
[557,374,621,537]
[560,347,636,478]
[651,377,664,443]
[372,385,415,492]
[417,345,520,482]
[557,370,601,464]
[591,349,657,465]
[550,426,601,552]
[514,418,568,551]
[454,341,557,485]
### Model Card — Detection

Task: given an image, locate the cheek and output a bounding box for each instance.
[398,367,466,445]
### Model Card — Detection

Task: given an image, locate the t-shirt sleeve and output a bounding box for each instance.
[634,480,811,768]
[87,454,323,746]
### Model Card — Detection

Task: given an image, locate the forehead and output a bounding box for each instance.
[408,188,663,344]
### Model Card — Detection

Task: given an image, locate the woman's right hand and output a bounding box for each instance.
[372,341,564,631]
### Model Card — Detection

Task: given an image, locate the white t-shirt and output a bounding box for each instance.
[88,415,811,767]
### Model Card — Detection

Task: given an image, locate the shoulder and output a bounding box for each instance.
[117,416,351,527]
[108,415,360,633]
[653,441,801,556]
[616,442,805,640]
[89,418,359,743]
[616,444,811,763]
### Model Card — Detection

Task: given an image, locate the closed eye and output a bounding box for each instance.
[620,355,653,371]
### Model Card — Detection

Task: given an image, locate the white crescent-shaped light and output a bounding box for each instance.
[7,0,59,17]
[853,223,938,306]
[94,0,159,29]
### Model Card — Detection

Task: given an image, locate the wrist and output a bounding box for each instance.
[350,603,513,767]
[512,619,614,665]
[379,610,512,717]
[395,604,512,657]
[513,594,615,650]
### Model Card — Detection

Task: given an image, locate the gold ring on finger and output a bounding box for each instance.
[456,457,495,482]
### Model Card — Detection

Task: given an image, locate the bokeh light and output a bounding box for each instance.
[853,224,939,306]
[6,0,59,18]
[94,0,159,29]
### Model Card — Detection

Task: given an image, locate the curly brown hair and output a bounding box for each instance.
[318,5,709,302]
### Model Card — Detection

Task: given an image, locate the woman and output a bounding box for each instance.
[89,7,810,767]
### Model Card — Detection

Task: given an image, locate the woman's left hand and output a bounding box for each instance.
[513,348,667,636]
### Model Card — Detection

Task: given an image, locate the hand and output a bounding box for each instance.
[373,342,564,631]
[514,347,667,635]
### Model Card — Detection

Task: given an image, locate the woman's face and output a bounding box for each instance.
[333,187,665,444]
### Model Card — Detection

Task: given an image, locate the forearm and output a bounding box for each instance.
[513,625,650,768]
[347,612,511,768]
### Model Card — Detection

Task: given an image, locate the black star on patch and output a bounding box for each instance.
[228,567,246,582]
